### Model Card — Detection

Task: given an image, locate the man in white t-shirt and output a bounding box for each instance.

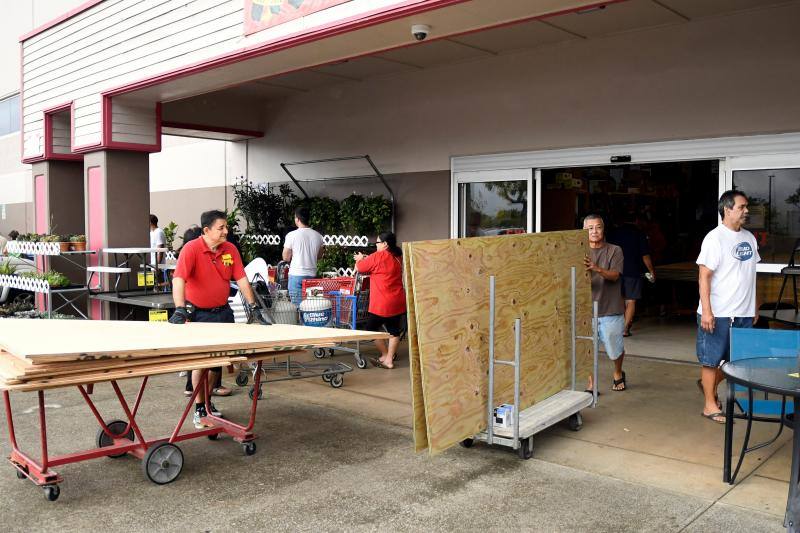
[149,214,166,267]
[282,206,324,303]
[696,190,759,424]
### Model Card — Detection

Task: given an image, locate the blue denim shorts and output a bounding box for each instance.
[696,315,753,367]
[597,314,625,360]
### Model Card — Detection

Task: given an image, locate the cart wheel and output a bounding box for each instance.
[15,467,26,479]
[313,348,326,359]
[207,432,219,441]
[356,357,368,369]
[235,373,249,387]
[96,419,134,458]
[321,373,333,383]
[248,387,264,400]
[43,484,60,501]
[459,438,474,448]
[518,437,534,460]
[142,442,184,485]
[330,374,344,388]
[568,413,583,431]
[327,348,336,357]
[242,441,257,456]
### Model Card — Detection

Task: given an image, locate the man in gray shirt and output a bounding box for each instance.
[583,214,627,392]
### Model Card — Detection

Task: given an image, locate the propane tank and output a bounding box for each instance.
[298,289,333,327]
[272,290,298,325]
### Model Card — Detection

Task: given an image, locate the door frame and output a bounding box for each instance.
[723,153,800,273]
[450,168,535,238]
[451,131,800,241]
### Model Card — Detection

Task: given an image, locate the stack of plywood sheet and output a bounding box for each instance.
[0,320,388,391]
[404,231,592,454]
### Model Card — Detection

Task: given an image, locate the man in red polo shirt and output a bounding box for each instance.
[170,210,266,428]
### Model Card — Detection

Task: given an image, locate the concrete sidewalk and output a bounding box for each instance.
[0,344,787,532]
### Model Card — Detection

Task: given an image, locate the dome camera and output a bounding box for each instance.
[411,24,430,41]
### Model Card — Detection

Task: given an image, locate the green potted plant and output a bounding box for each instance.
[58,234,72,252]
[69,234,86,251]
[44,271,70,288]
[0,260,17,276]
[163,222,178,251]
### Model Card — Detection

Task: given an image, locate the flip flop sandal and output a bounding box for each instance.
[612,371,627,391]
[369,357,393,369]
[701,411,726,424]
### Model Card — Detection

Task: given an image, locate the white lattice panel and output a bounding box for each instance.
[243,234,368,248]
[0,274,50,294]
[244,234,282,245]
[6,241,60,256]
[165,250,177,261]
[323,235,369,247]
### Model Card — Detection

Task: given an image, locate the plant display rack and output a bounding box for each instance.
[280,155,396,233]
[2,241,93,319]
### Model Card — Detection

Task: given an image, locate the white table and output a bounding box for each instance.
[101,247,170,296]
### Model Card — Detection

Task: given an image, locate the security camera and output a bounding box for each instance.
[411,24,430,41]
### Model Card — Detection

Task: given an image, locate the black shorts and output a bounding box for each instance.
[365,312,406,337]
[621,276,643,300]
[191,305,235,324]
[184,304,233,391]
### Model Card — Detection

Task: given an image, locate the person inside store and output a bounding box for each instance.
[353,231,406,369]
[283,206,324,304]
[169,210,267,428]
[149,214,166,267]
[607,212,656,337]
[583,214,627,392]
[696,190,759,424]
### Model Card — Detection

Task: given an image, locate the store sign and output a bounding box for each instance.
[244,0,351,36]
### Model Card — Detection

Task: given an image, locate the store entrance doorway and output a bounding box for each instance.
[541,160,720,361]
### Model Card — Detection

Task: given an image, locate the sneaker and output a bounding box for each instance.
[208,403,223,418]
[193,406,211,429]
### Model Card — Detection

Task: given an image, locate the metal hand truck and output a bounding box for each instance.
[461,266,599,459]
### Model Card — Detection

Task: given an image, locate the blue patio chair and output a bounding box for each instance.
[725,327,798,483]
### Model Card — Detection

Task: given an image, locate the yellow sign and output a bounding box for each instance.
[137,271,155,287]
[149,310,168,322]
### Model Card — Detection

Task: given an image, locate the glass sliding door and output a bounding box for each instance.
[727,155,800,271]
[452,169,535,238]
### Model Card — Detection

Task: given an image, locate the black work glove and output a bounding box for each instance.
[169,306,189,324]
[246,303,270,325]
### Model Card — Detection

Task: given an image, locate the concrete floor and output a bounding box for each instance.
[0,341,789,532]
[622,316,697,363]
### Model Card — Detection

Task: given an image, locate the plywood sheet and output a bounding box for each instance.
[403,249,428,452]
[406,231,592,454]
[0,321,388,363]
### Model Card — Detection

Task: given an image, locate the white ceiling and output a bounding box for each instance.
[161,0,794,131]
[230,0,791,98]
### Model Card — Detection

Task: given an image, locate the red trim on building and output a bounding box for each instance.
[19,0,105,42]
[104,0,472,97]
[96,97,161,154]
[161,121,264,138]
[43,102,83,161]
[19,0,622,163]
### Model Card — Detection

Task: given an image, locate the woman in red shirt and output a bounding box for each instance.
[354,232,406,369]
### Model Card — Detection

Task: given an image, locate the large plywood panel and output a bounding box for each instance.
[403,248,428,452]
[0,320,388,363]
[407,231,592,454]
